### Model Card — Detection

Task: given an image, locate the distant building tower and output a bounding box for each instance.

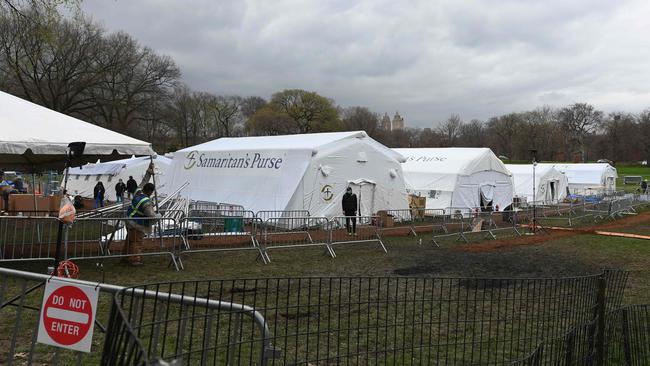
[381,113,392,131]
[392,111,405,130]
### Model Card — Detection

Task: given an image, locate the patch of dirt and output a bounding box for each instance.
[455,210,650,253]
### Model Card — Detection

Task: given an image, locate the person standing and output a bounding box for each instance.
[642,180,648,194]
[342,186,358,236]
[126,176,137,199]
[93,181,105,208]
[125,182,159,266]
[115,178,127,203]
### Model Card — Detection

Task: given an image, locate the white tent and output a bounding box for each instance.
[538,163,618,194]
[65,156,172,201]
[505,164,569,204]
[0,91,153,170]
[163,131,409,217]
[394,148,514,211]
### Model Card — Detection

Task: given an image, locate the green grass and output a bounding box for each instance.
[616,165,650,192]
[3,211,650,364]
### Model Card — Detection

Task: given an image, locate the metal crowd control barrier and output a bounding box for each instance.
[328,215,386,255]
[433,207,473,244]
[0,215,59,263]
[0,267,273,366]
[380,209,447,238]
[103,281,277,366]
[177,211,264,263]
[257,217,331,262]
[188,201,245,215]
[67,216,182,271]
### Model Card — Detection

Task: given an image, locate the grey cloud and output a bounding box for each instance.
[82,0,650,128]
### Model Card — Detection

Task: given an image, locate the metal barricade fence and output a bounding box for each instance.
[255,210,310,224]
[257,217,331,262]
[0,266,133,365]
[67,216,182,271]
[101,270,628,365]
[0,267,272,366]
[177,211,264,263]
[0,215,59,263]
[380,209,447,238]
[328,215,386,255]
[103,281,276,366]
[433,207,474,244]
[188,201,245,216]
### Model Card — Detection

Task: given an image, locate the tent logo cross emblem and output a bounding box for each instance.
[184,151,198,170]
[321,185,334,202]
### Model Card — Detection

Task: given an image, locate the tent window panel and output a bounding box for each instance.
[75,175,80,180]
[96,175,101,181]
[84,176,90,181]
[428,190,439,199]
[107,176,113,182]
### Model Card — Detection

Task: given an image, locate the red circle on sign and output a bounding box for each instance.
[43,285,93,345]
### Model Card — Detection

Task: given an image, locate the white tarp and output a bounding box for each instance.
[506,164,569,204]
[65,156,171,201]
[538,163,617,193]
[164,131,409,217]
[394,148,514,211]
[0,91,153,168]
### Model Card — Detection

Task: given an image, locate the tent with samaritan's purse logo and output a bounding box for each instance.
[162,131,409,218]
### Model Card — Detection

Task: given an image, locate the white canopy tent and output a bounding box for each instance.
[394,148,514,211]
[163,131,409,217]
[0,91,154,170]
[505,164,569,204]
[65,156,171,201]
[538,163,618,194]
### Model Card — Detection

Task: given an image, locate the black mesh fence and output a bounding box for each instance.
[104,270,631,365]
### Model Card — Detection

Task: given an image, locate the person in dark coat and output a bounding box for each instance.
[115,178,127,203]
[641,180,648,194]
[93,181,105,208]
[341,186,358,235]
[126,176,138,199]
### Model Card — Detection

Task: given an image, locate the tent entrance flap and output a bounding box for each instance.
[348,179,376,216]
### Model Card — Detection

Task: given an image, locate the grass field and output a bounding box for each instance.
[616,165,650,192]
[3,207,650,364]
[4,213,650,304]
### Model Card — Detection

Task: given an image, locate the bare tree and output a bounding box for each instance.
[437,114,463,146]
[558,103,603,162]
[0,9,108,114]
[486,113,522,158]
[240,96,266,120]
[88,32,179,133]
[342,106,379,134]
[208,95,242,138]
[458,119,485,147]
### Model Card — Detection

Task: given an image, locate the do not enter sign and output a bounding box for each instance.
[37,279,99,353]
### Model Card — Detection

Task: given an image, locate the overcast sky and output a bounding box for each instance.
[82,0,650,128]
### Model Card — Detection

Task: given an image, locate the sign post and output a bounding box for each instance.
[37,279,99,353]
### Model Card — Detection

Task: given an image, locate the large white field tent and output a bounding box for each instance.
[538,163,618,194]
[163,131,409,217]
[0,91,153,170]
[394,148,514,211]
[505,164,569,204]
[65,156,172,201]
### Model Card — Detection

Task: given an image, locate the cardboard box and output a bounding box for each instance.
[9,194,51,212]
[376,210,395,227]
[408,195,426,209]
